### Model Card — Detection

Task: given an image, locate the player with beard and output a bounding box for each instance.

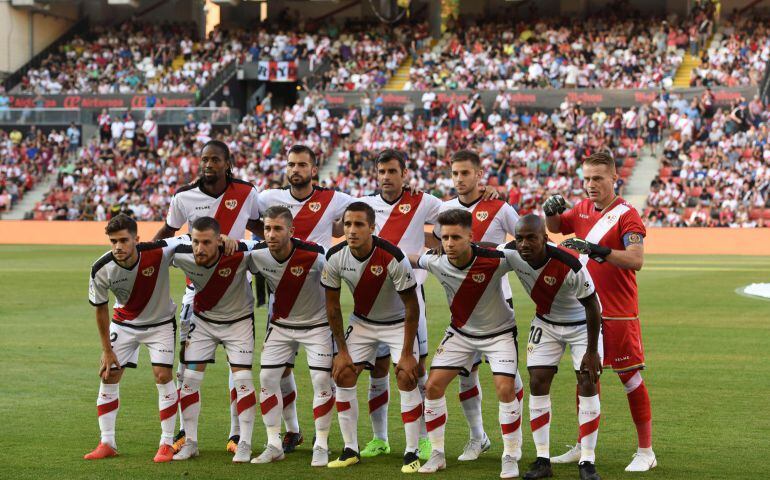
[256,144,353,453]
[153,140,261,455]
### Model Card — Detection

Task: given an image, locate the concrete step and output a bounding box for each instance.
[2,173,58,220]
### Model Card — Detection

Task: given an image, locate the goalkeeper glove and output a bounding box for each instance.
[561,238,611,263]
[543,195,570,217]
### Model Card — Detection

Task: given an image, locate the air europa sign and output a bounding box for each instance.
[8,94,196,110]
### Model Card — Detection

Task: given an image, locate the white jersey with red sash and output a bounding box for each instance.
[258,186,353,250]
[247,238,327,328]
[418,244,516,337]
[89,236,187,327]
[321,236,416,324]
[172,241,257,323]
[500,242,597,324]
[435,196,520,300]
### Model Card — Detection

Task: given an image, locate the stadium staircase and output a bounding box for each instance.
[672,34,716,88]
[624,145,661,213]
[2,175,57,220]
[385,56,413,90]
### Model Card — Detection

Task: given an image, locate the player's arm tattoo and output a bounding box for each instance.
[325,288,347,353]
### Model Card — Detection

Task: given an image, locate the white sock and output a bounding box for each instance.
[233,370,256,447]
[97,383,120,449]
[499,399,521,458]
[418,372,428,439]
[529,394,551,459]
[579,395,601,463]
[280,373,300,433]
[259,368,283,450]
[400,387,423,453]
[336,386,359,452]
[310,369,334,450]
[368,374,389,442]
[514,372,524,456]
[175,362,186,431]
[228,369,239,438]
[157,381,178,446]
[179,370,204,442]
[459,371,484,440]
[424,397,447,453]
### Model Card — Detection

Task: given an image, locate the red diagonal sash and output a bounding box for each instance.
[471,199,505,241]
[378,191,423,246]
[193,252,244,314]
[271,248,318,322]
[293,189,335,241]
[449,255,499,329]
[213,182,253,236]
[352,247,393,318]
[113,248,164,322]
[530,257,570,316]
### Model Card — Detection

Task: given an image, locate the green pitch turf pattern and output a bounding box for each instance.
[0,246,768,479]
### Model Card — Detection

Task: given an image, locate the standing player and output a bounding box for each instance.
[413,209,521,479]
[246,206,334,467]
[504,215,603,480]
[170,217,258,464]
[153,140,261,454]
[85,214,186,463]
[544,151,655,472]
[357,149,442,460]
[257,144,353,452]
[321,202,422,473]
[435,149,523,462]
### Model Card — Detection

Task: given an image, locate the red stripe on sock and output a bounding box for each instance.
[180,392,199,411]
[313,396,335,420]
[459,385,479,402]
[97,399,119,416]
[159,400,178,421]
[260,394,278,415]
[516,387,523,402]
[368,390,389,413]
[579,416,600,439]
[501,417,521,435]
[336,400,351,413]
[425,413,446,432]
[230,388,237,403]
[530,412,550,432]
[237,392,256,415]
[282,391,296,407]
[401,404,423,423]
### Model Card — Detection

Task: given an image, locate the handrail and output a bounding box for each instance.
[760,57,770,106]
[197,61,238,106]
[3,17,90,92]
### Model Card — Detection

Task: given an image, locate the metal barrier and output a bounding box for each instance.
[0,108,80,125]
[760,58,770,105]
[107,107,240,125]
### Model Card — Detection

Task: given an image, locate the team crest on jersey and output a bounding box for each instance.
[544,276,556,286]
[605,213,617,223]
[475,211,489,222]
[472,273,486,283]
[290,266,304,277]
[218,267,232,277]
[398,204,412,214]
[142,266,155,277]
[370,265,384,276]
[224,199,238,210]
[308,202,322,213]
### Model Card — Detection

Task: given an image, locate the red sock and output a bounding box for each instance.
[619,371,652,449]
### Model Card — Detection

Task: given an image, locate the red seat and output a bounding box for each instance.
[684,208,694,219]
[659,167,672,177]
[750,208,763,220]
[689,186,703,197]
[624,158,636,168]
[763,210,770,220]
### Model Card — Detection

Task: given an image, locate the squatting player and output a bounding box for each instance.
[321,202,422,473]
[85,214,187,463]
[435,149,524,462]
[544,151,656,472]
[412,209,522,479]
[246,206,334,467]
[506,215,603,480]
[153,140,261,454]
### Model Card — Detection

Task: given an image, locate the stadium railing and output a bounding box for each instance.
[106,107,240,125]
[0,108,80,125]
[760,57,770,105]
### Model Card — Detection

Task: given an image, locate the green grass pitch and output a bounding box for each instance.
[1,246,769,479]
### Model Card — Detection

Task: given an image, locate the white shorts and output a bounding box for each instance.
[109,320,176,369]
[183,314,255,369]
[261,323,333,371]
[526,316,604,372]
[431,326,519,377]
[470,297,514,367]
[376,284,429,358]
[347,316,418,370]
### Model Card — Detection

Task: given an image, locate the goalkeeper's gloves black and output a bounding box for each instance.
[561,238,611,263]
[543,195,569,217]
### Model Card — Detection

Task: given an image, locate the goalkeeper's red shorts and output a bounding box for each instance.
[601,317,645,372]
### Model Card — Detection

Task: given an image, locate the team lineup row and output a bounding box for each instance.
[84,144,656,479]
